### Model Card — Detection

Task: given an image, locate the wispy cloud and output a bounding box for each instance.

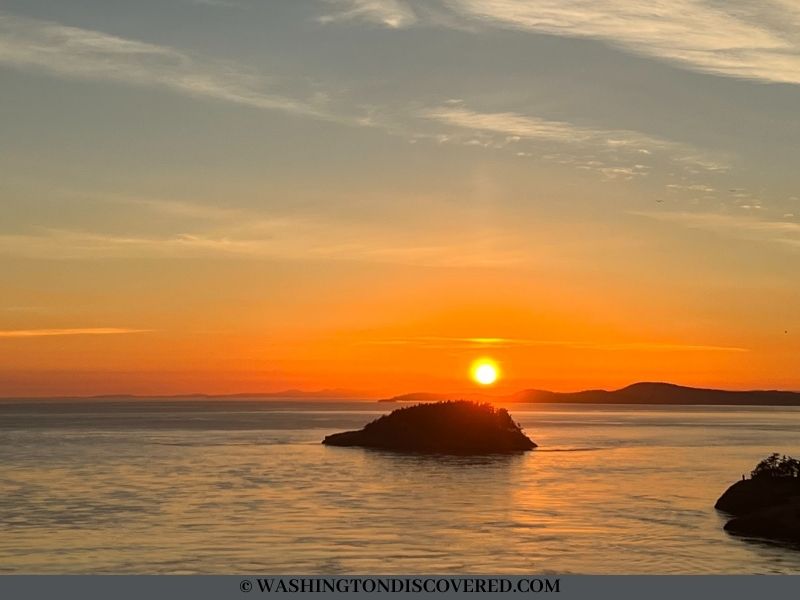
[112,197,242,221]
[424,105,664,147]
[0,328,151,338]
[0,10,733,180]
[422,104,728,175]
[0,12,331,119]
[321,1,800,86]
[633,210,800,248]
[0,223,528,268]
[318,0,418,28]
[184,0,242,7]
[319,0,481,32]
[365,335,747,352]
[447,0,800,85]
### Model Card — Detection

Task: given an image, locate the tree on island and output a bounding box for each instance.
[716,453,800,543]
[751,453,800,479]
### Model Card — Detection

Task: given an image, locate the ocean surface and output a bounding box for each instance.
[1,400,800,574]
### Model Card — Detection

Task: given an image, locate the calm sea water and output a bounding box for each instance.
[1,400,800,574]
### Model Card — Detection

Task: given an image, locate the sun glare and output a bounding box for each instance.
[471,359,499,386]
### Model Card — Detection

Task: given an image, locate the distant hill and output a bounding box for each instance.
[380,382,800,406]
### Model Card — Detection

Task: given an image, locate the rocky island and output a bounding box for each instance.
[322,400,537,454]
[716,454,800,543]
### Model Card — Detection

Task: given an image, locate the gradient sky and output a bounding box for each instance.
[1,0,799,397]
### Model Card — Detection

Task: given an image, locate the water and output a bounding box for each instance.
[1,400,800,574]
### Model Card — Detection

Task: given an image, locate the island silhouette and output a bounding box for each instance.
[716,454,800,543]
[322,400,537,454]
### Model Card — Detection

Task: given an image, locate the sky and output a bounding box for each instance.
[1,0,799,397]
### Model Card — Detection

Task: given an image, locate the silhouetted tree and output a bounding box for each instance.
[751,453,800,479]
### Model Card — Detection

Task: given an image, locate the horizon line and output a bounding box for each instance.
[3,380,800,402]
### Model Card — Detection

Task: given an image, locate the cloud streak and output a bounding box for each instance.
[450,0,800,85]
[0,10,733,180]
[0,223,528,268]
[365,335,748,352]
[424,105,666,147]
[322,1,800,85]
[0,12,330,119]
[633,210,800,249]
[423,104,728,174]
[318,0,417,28]
[0,328,151,338]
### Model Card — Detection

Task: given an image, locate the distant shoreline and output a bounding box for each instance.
[0,395,375,403]
[2,381,800,406]
[379,382,800,407]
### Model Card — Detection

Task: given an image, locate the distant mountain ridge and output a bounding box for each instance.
[381,382,800,406]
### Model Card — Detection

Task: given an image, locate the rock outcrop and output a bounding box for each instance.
[723,500,800,541]
[716,454,800,543]
[715,477,800,515]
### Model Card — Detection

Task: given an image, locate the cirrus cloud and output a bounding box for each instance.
[321,0,800,85]
[0,328,151,338]
[422,104,729,175]
[0,12,332,119]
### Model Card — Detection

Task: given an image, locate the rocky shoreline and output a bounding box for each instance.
[716,454,800,544]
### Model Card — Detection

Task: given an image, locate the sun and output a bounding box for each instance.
[470,358,500,386]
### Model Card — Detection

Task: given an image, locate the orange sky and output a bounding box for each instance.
[2,3,799,397]
[1,251,797,397]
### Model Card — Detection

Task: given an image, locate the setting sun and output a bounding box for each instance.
[471,359,500,386]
